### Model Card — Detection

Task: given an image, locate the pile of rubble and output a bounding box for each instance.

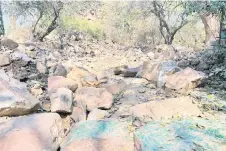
[0,37,226,151]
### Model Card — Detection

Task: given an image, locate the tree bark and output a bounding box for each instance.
[0,2,5,36]
[199,12,219,47]
[32,11,43,35]
[199,13,213,45]
[219,6,225,44]
[38,2,63,42]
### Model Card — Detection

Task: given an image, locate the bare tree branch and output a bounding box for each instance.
[38,2,63,41]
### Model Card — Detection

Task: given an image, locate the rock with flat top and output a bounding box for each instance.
[165,67,206,92]
[131,97,201,121]
[74,87,113,111]
[61,120,134,151]
[0,53,11,66]
[48,76,78,93]
[50,88,73,113]
[0,113,63,151]
[0,70,41,117]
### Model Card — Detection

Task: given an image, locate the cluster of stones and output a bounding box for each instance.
[0,38,225,151]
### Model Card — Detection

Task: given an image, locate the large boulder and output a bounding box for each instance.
[131,97,201,121]
[67,66,99,87]
[0,113,64,151]
[0,53,11,67]
[9,51,35,80]
[135,118,226,151]
[61,120,134,151]
[0,38,19,50]
[50,88,73,113]
[74,87,113,111]
[0,70,41,117]
[138,60,180,87]
[48,76,78,93]
[165,67,207,92]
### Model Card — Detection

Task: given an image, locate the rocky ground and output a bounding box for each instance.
[0,34,226,151]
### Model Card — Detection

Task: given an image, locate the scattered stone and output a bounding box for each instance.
[36,62,47,74]
[25,49,37,58]
[0,53,11,66]
[165,67,207,92]
[113,65,128,75]
[61,120,134,151]
[177,59,190,68]
[70,105,86,122]
[120,89,139,104]
[10,51,32,66]
[196,60,209,70]
[42,100,51,112]
[0,113,63,151]
[0,70,41,117]
[87,108,109,120]
[0,38,18,49]
[25,45,36,52]
[49,64,67,77]
[74,87,113,111]
[97,72,108,83]
[10,59,37,81]
[131,97,201,121]
[111,104,133,119]
[48,76,78,93]
[100,81,126,94]
[147,51,155,60]
[50,88,73,113]
[67,66,99,87]
[122,66,141,77]
[154,44,175,60]
[30,86,43,97]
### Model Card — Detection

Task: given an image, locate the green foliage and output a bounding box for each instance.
[2,1,209,47]
[173,21,205,49]
[185,1,226,16]
[62,15,104,39]
[210,45,226,79]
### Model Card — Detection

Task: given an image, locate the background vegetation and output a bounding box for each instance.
[0,1,225,49]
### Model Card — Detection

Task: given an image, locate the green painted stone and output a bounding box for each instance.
[61,120,132,148]
[135,118,226,151]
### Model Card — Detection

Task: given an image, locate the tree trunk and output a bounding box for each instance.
[32,12,43,35]
[199,13,212,44]
[199,12,219,46]
[0,2,5,36]
[152,1,188,45]
[38,2,63,42]
[219,6,225,44]
[38,12,59,42]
